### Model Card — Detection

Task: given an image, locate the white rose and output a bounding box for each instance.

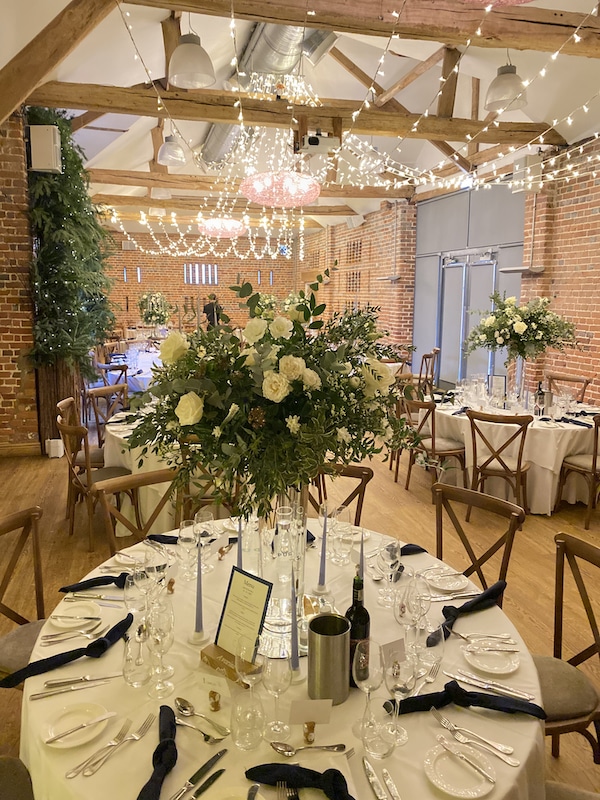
[479,334,487,343]
[302,368,322,391]
[286,415,301,434]
[269,316,293,340]
[243,317,268,345]
[484,315,496,327]
[349,376,361,388]
[279,355,306,381]
[337,427,352,444]
[360,358,395,397]
[175,391,204,426]
[505,296,517,305]
[159,331,189,365]
[513,320,528,335]
[242,347,259,366]
[497,337,504,345]
[262,370,291,403]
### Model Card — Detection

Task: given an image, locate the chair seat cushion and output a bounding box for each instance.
[546,782,600,800]
[563,453,597,471]
[80,466,131,488]
[478,457,531,474]
[421,437,464,453]
[533,654,600,721]
[0,620,46,678]
[0,756,35,799]
[75,447,104,468]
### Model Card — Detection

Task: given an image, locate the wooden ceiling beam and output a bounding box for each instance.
[126,0,600,59]
[375,46,446,107]
[88,168,415,198]
[437,47,461,119]
[94,193,356,215]
[0,0,114,125]
[29,82,565,146]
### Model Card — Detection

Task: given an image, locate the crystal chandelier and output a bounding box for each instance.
[197,217,248,238]
[240,170,321,208]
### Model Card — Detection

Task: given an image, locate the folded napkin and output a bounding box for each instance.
[246,764,355,800]
[147,534,178,545]
[306,528,316,544]
[59,573,129,593]
[384,679,545,719]
[452,406,469,416]
[427,581,506,645]
[0,614,133,688]
[400,543,427,556]
[136,705,177,800]
[559,416,593,428]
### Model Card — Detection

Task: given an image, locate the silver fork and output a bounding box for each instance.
[287,786,300,800]
[40,625,110,646]
[174,716,226,743]
[65,719,132,779]
[277,780,287,800]
[82,713,156,776]
[42,620,103,640]
[429,707,516,756]
[413,660,440,695]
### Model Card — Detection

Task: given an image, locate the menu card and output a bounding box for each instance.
[214,567,272,656]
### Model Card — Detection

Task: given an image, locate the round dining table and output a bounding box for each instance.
[20,526,545,800]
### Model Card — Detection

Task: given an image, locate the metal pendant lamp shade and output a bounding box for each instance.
[156,135,186,166]
[168,33,215,89]
[484,64,527,112]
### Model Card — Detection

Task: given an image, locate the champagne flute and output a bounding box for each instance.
[194,509,215,573]
[352,639,384,738]
[377,541,401,607]
[146,598,175,699]
[383,645,416,746]
[406,575,431,633]
[235,634,264,696]
[177,519,197,580]
[263,652,292,741]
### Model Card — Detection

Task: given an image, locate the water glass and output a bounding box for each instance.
[177,519,198,580]
[146,598,175,699]
[263,652,292,741]
[361,702,396,759]
[123,633,152,688]
[123,574,146,614]
[383,645,416,746]
[194,509,215,574]
[231,690,265,750]
[331,507,353,566]
[235,634,264,693]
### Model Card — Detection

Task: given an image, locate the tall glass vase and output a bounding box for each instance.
[508,356,527,407]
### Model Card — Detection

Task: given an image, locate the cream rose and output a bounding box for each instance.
[483,315,496,327]
[513,320,528,334]
[243,317,268,345]
[269,316,293,340]
[302,368,322,391]
[279,355,306,381]
[159,331,190,365]
[262,370,291,403]
[360,358,395,397]
[505,296,517,305]
[175,391,204,426]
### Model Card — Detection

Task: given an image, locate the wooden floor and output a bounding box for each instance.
[0,450,599,791]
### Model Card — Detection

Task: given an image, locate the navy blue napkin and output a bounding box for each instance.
[59,573,129,593]
[427,581,506,645]
[0,614,133,688]
[384,680,545,719]
[400,543,427,556]
[559,416,592,428]
[136,705,177,800]
[147,534,178,545]
[306,528,316,544]
[246,764,355,800]
[452,406,469,416]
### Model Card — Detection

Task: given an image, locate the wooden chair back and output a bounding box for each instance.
[88,383,129,447]
[432,483,525,602]
[56,416,93,490]
[416,347,440,396]
[546,373,595,404]
[56,396,80,427]
[92,468,180,555]
[308,464,374,525]
[0,506,44,625]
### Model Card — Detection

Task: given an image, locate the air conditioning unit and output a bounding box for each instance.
[28,125,62,173]
[300,134,341,154]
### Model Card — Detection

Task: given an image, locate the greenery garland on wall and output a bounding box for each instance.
[27,106,115,375]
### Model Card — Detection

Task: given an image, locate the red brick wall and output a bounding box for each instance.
[0,114,39,454]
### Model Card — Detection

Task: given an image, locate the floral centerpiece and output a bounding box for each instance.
[466,292,576,363]
[138,292,171,327]
[129,273,416,518]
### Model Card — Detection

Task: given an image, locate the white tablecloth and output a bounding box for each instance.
[432,405,594,515]
[20,531,545,800]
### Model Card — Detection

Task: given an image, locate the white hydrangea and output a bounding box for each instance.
[286,415,301,434]
[337,427,352,444]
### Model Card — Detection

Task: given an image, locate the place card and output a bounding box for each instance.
[381,638,406,664]
[289,699,333,725]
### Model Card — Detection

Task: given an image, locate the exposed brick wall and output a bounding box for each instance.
[0,114,38,452]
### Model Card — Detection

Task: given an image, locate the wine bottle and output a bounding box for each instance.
[534,380,544,416]
[345,565,370,687]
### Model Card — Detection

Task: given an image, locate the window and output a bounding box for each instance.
[269,270,274,286]
[123,267,127,282]
[257,270,261,285]
[346,240,362,264]
[184,263,219,285]
[136,266,142,283]
[346,270,361,293]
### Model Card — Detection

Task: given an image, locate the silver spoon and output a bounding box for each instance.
[135,621,147,666]
[174,716,226,744]
[174,697,230,736]
[270,741,346,757]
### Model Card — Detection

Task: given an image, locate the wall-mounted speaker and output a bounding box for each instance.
[28,125,62,173]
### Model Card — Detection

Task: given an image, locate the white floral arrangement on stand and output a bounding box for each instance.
[129,273,417,518]
[138,292,171,327]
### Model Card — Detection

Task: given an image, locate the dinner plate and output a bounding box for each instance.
[462,638,520,675]
[424,743,495,798]
[43,703,109,749]
[215,787,266,800]
[50,601,101,629]
[425,567,469,592]
[113,550,145,566]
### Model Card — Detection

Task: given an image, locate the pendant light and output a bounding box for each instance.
[484,53,527,113]
[168,33,215,89]
[157,135,186,166]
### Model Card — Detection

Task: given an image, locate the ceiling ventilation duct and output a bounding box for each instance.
[202,23,329,165]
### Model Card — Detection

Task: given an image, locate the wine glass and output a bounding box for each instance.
[235,634,264,696]
[177,519,198,580]
[377,541,401,607]
[131,554,153,613]
[146,598,175,699]
[352,639,384,738]
[383,645,416,746]
[405,575,431,632]
[145,548,169,600]
[331,506,353,566]
[318,502,334,560]
[194,509,215,573]
[263,652,292,741]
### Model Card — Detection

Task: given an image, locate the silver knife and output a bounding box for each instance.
[437,735,495,783]
[247,785,260,800]
[50,615,102,621]
[443,671,534,700]
[44,673,122,688]
[382,768,402,800]
[464,645,521,653]
[67,593,124,602]
[456,669,535,699]
[168,749,228,800]
[363,757,387,800]
[429,592,480,602]
[30,680,110,701]
[45,711,116,744]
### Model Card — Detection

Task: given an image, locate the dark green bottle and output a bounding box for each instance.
[345,566,370,687]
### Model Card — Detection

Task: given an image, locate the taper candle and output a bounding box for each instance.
[195,542,203,633]
[290,567,299,670]
[237,517,243,569]
[359,529,364,580]
[318,512,327,587]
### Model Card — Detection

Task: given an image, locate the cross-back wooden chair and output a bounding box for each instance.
[415,347,440,396]
[177,438,241,521]
[56,397,104,468]
[88,382,129,447]
[308,464,374,525]
[546,372,595,404]
[92,468,180,556]
[0,757,35,799]
[0,506,45,684]
[404,398,467,491]
[466,409,533,516]
[432,483,525,604]
[56,415,131,551]
[554,414,600,529]
[533,532,600,762]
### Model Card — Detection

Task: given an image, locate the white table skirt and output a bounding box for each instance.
[432,406,593,515]
[20,530,545,800]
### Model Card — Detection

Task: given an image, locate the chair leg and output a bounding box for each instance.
[68,490,76,537]
[551,733,560,758]
[579,724,600,764]
[405,452,415,490]
[86,493,95,552]
[394,449,402,483]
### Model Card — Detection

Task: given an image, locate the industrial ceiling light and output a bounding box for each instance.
[484,61,527,113]
[168,33,215,89]
[156,135,186,167]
